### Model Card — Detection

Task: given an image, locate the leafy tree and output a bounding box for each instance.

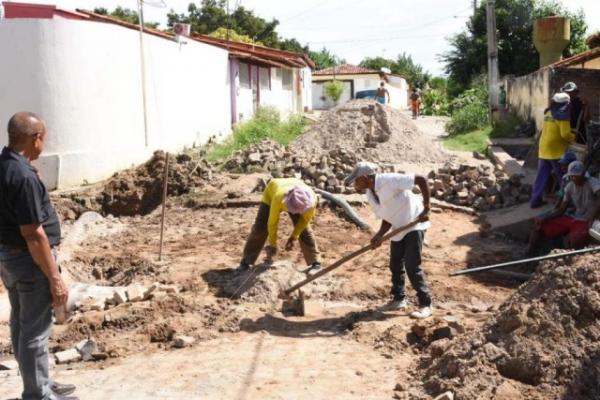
[587,31,600,49]
[208,27,262,45]
[323,80,345,104]
[309,47,345,70]
[360,53,430,89]
[93,6,159,29]
[442,0,588,91]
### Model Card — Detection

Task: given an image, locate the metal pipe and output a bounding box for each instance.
[137,0,149,147]
[449,246,600,276]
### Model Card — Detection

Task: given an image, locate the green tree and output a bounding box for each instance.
[93,6,159,29]
[310,47,345,70]
[442,0,588,91]
[208,27,262,45]
[360,54,430,89]
[323,80,345,104]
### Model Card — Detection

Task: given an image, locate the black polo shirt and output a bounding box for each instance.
[0,147,61,247]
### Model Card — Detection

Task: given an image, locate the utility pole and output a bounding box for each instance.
[473,0,477,17]
[137,0,149,147]
[486,0,499,122]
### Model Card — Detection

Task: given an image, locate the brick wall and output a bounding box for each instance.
[552,68,600,123]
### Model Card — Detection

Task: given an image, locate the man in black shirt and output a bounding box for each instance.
[0,112,77,400]
[561,82,589,144]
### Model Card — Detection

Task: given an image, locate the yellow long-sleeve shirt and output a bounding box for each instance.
[539,111,575,160]
[261,178,316,247]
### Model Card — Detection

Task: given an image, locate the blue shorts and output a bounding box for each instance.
[376,96,386,104]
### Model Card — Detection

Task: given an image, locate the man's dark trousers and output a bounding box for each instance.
[389,230,432,307]
[0,245,52,400]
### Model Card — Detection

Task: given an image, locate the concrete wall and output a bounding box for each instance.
[506,68,551,131]
[235,63,309,122]
[0,18,231,189]
[552,68,600,123]
[312,73,408,110]
[507,67,600,132]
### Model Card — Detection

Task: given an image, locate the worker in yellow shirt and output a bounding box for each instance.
[239,178,322,273]
[531,92,575,208]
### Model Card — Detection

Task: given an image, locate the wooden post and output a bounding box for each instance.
[158,152,169,261]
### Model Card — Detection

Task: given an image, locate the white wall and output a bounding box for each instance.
[0,18,231,189]
[312,80,352,110]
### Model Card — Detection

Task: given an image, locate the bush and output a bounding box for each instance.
[421,88,450,116]
[445,76,489,135]
[323,80,345,103]
[206,107,307,161]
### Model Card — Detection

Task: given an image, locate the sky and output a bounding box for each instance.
[14,0,600,75]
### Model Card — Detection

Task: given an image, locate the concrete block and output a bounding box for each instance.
[0,359,18,370]
[481,201,553,242]
[434,391,454,400]
[55,349,82,364]
[173,336,195,348]
[143,282,160,300]
[113,288,128,305]
[126,284,145,302]
[76,338,98,361]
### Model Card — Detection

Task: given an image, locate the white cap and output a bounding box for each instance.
[344,162,379,186]
[552,92,570,104]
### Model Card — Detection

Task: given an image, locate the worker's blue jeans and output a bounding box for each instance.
[531,159,562,207]
[0,245,52,400]
[389,230,432,307]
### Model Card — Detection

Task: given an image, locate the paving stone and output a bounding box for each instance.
[55,349,82,364]
[126,284,145,302]
[0,359,18,370]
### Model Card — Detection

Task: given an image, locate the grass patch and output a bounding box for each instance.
[443,126,492,153]
[490,112,524,138]
[206,107,307,162]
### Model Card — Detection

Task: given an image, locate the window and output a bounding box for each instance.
[282,68,293,90]
[259,67,270,90]
[239,62,250,89]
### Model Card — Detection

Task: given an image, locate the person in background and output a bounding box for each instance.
[238,178,322,274]
[410,88,421,119]
[561,82,590,144]
[530,92,575,208]
[345,162,433,319]
[0,112,77,400]
[375,82,390,105]
[528,161,600,254]
[556,151,578,204]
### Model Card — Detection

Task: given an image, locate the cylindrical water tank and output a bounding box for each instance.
[533,16,571,68]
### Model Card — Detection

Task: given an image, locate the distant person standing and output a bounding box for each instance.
[375,82,390,105]
[0,112,77,400]
[530,93,575,208]
[561,82,590,144]
[410,88,421,119]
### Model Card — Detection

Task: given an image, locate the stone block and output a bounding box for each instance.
[173,336,195,349]
[113,288,128,305]
[126,284,145,302]
[55,349,82,364]
[0,359,18,370]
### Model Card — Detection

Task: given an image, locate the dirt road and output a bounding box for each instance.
[0,203,520,399]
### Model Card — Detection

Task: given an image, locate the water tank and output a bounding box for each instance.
[533,16,570,68]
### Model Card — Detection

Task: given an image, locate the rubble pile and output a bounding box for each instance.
[101,151,214,216]
[223,139,365,194]
[414,254,600,400]
[291,100,447,164]
[428,163,531,211]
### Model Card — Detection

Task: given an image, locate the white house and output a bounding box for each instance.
[311,64,409,110]
[0,2,314,189]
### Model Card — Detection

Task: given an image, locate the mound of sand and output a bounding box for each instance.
[291,100,447,165]
[418,253,600,400]
[203,261,344,304]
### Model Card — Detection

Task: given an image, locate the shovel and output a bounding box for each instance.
[279,219,420,316]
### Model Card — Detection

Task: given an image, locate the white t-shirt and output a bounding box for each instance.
[366,173,430,241]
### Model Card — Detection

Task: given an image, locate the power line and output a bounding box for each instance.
[280,0,330,23]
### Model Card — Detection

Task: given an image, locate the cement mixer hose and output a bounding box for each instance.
[314,188,372,231]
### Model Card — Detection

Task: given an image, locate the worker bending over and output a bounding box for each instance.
[239,178,322,274]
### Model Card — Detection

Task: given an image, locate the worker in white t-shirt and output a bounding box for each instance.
[345,162,433,319]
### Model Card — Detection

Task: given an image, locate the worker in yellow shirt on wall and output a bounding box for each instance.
[238,178,322,274]
[531,92,575,208]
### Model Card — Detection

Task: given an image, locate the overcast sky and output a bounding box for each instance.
[15,0,600,75]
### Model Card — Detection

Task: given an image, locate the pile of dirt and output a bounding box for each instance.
[202,261,344,304]
[100,151,214,216]
[415,253,600,400]
[290,100,448,165]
